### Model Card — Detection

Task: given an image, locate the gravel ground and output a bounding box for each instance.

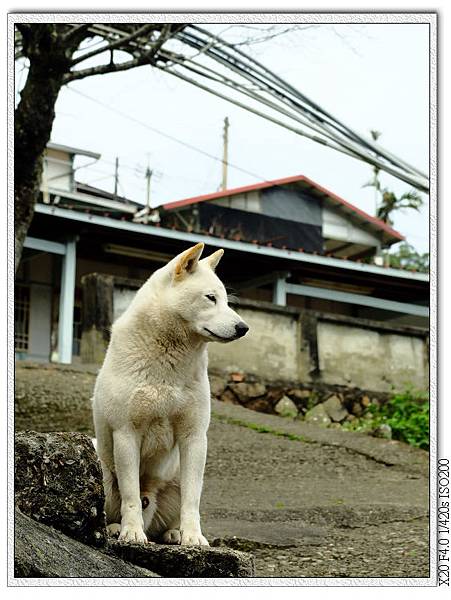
[15,362,431,580]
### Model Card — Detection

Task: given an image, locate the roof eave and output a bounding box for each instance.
[34,204,429,283]
[47,142,101,160]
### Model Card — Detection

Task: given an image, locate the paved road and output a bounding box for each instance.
[15,363,430,579]
[202,399,430,579]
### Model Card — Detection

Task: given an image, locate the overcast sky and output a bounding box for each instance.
[24,22,429,253]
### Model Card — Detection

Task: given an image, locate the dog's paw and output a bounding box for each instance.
[180,530,209,546]
[162,528,181,545]
[118,523,148,544]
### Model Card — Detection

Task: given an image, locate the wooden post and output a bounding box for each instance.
[299,312,320,380]
[80,273,114,364]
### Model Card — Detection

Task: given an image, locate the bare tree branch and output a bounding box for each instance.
[230,24,317,47]
[65,24,177,84]
[70,23,155,67]
[62,24,91,41]
[144,24,173,63]
[63,56,149,83]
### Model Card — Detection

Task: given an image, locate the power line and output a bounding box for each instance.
[66,85,270,184]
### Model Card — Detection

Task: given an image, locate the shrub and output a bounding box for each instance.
[368,390,429,449]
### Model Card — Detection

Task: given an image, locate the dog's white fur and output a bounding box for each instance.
[92,243,248,545]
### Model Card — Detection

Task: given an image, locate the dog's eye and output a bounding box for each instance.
[205,294,216,303]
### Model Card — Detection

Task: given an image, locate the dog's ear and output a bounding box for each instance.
[174,243,204,279]
[202,249,224,271]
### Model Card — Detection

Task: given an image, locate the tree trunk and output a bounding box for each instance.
[14,56,65,272]
[13,23,172,275]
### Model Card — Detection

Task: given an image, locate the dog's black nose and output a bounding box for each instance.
[235,322,249,338]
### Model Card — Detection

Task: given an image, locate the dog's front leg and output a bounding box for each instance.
[178,432,209,546]
[113,428,148,543]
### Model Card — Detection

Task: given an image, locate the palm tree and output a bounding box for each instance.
[363,130,423,225]
[376,189,423,225]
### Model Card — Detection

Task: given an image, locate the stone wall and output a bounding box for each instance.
[80,275,429,394]
[208,369,392,421]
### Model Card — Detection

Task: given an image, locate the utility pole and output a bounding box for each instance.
[221,116,230,191]
[133,163,160,225]
[113,156,119,199]
[369,130,382,215]
[145,165,153,211]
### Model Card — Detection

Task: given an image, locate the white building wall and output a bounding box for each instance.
[212,191,262,213]
[323,206,381,246]
[42,148,74,193]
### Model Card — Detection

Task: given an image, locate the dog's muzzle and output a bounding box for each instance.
[234,321,249,338]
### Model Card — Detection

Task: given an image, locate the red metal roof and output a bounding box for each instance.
[162,174,404,242]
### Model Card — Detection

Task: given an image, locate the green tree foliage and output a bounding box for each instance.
[376,189,423,225]
[387,242,429,273]
[363,129,424,225]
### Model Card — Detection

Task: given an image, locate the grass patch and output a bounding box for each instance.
[211,412,309,443]
[213,388,429,451]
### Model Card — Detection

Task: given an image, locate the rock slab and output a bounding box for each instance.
[14,430,255,579]
[323,395,349,422]
[15,508,159,578]
[108,539,255,578]
[15,431,107,547]
[274,395,298,418]
[304,403,332,427]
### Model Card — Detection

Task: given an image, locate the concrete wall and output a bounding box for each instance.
[209,300,429,393]
[113,286,136,321]
[208,306,301,381]
[316,320,428,391]
[81,277,429,394]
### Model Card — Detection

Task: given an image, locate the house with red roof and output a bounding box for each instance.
[16,145,428,368]
[161,174,404,261]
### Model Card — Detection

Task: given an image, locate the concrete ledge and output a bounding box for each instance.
[235,297,429,337]
[103,277,428,337]
[108,539,255,578]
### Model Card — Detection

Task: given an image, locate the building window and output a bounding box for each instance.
[15,284,30,352]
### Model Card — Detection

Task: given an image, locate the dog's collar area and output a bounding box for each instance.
[203,327,234,341]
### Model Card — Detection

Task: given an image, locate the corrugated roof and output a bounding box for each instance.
[161,174,404,242]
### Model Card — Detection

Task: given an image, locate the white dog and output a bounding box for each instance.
[92,243,249,546]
